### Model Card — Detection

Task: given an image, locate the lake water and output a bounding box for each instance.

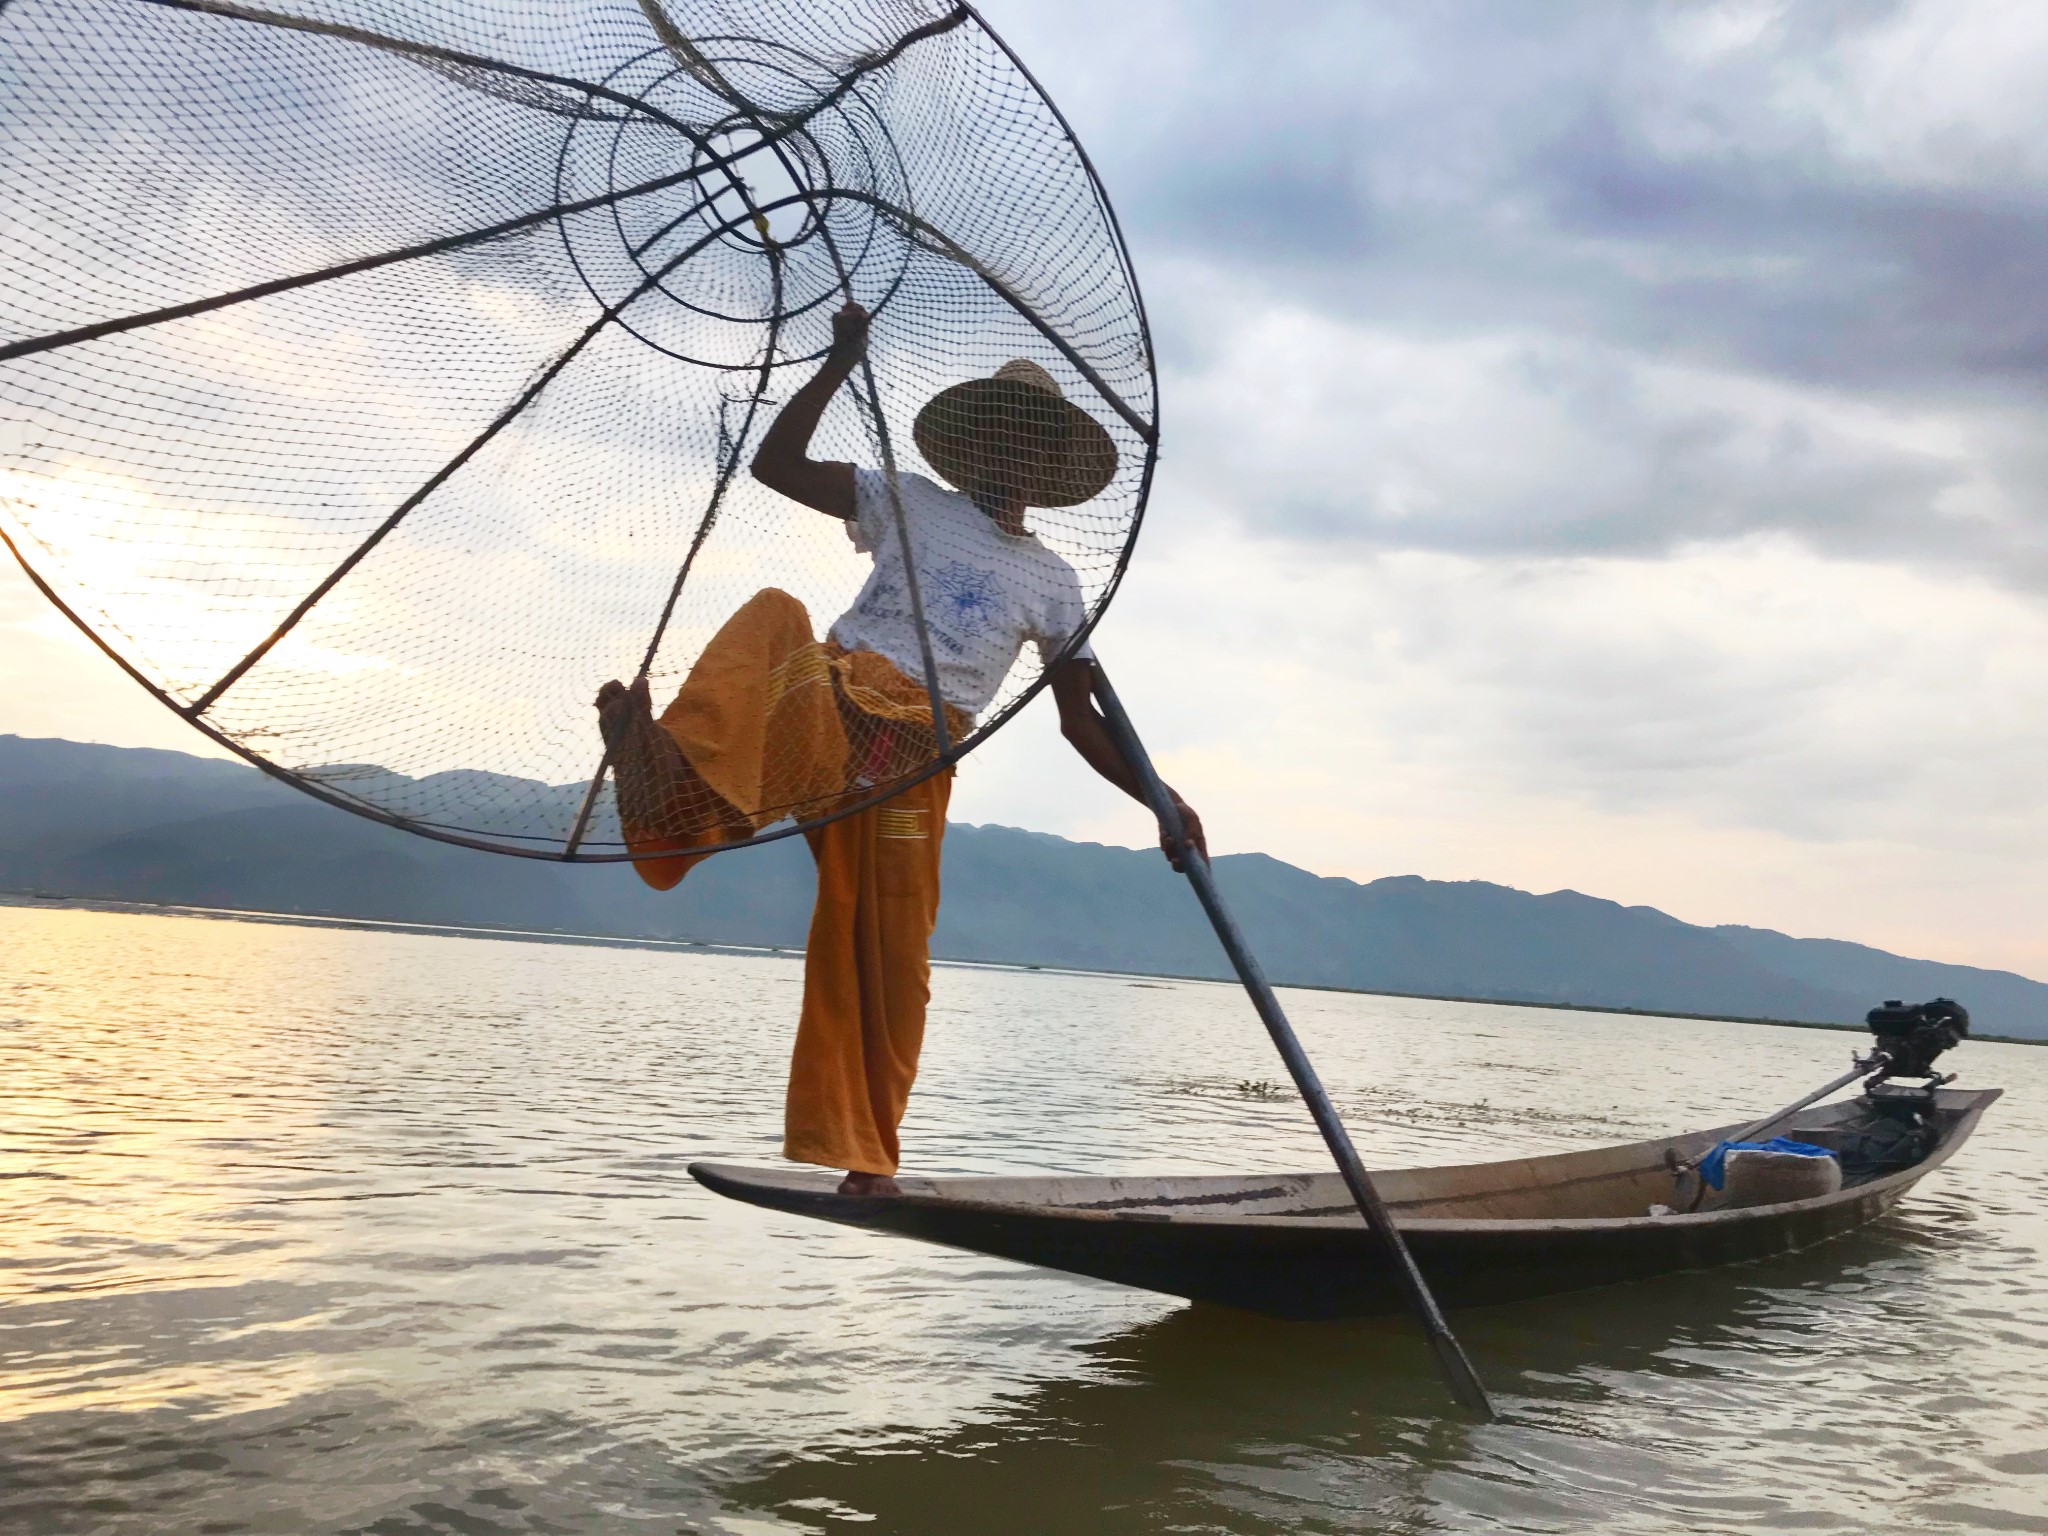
[1,900,2042,1534]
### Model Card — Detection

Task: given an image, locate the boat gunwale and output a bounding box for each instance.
[689,1086,2000,1238]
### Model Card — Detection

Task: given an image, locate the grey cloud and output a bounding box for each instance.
[1154,319,2045,583]
[1102,4,2048,397]
[978,0,2048,584]
[1526,107,2048,391]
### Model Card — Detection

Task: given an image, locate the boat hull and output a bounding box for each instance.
[690,1087,1998,1319]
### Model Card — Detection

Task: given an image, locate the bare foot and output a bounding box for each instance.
[595,675,653,750]
[836,1171,901,1197]
[596,675,692,836]
[595,677,633,745]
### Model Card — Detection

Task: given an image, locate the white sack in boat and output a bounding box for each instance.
[1703,1145,1843,1210]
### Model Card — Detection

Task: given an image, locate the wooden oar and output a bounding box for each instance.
[1088,664,1496,1421]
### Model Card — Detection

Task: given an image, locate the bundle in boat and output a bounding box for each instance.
[1691,1138,1842,1212]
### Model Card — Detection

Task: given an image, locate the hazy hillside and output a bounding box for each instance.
[5,733,2043,1038]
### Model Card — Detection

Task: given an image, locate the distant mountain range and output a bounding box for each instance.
[4,732,2044,1039]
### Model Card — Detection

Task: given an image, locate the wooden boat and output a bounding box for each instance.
[691,1085,1999,1319]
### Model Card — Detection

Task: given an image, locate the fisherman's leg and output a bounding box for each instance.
[855,770,951,1187]
[782,770,950,1188]
[597,588,833,890]
[784,809,898,1179]
[662,588,846,819]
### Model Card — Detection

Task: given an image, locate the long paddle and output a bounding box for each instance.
[1088,663,1496,1421]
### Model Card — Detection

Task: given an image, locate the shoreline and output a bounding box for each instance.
[5,888,2041,1045]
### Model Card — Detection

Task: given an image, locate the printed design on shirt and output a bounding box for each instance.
[857,574,902,614]
[924,561,1003,636]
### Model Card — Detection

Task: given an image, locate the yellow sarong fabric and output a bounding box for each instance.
[785,767,950,1175]
[658,588,849,827]
[616,586,965,1175]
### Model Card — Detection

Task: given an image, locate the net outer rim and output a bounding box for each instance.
[0,0,1161,864]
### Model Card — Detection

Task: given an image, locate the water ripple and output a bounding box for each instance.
[1,902,2042,1534]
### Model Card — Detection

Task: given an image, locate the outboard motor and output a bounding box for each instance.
[1847,997,1968,1177]
[1863,997,1969,1082]
[1668,996,1972,1203]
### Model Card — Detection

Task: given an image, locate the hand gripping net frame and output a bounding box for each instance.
[0,0,1159,861]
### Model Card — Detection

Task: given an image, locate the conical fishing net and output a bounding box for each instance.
[0,0,1156,859]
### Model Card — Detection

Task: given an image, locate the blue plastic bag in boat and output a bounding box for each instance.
[1699,1136,1835,1191]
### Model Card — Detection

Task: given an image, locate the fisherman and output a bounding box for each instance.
[597,301,1204,1196]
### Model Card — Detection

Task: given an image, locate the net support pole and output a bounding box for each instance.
[640,2,952,760]
[861,361,951,758]
[1087,662,1496,1422]
[815,236,949,757]
[561,258,789,860]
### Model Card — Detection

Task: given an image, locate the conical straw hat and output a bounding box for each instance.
[912,358,1118,509]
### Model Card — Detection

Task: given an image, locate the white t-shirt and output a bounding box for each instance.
[829,467,1093,717]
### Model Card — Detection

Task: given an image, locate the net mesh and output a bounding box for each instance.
[0,0,1156,859]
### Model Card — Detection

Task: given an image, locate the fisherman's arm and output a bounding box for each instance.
[1049,655,1207,871]
[750,301,869,519]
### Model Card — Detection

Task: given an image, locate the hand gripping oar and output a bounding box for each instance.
[1088,663,1496,1421]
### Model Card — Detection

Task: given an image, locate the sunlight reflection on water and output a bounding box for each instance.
[0,901,2042,1534]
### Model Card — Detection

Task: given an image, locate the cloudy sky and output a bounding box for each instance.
[6,0,2047,975]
